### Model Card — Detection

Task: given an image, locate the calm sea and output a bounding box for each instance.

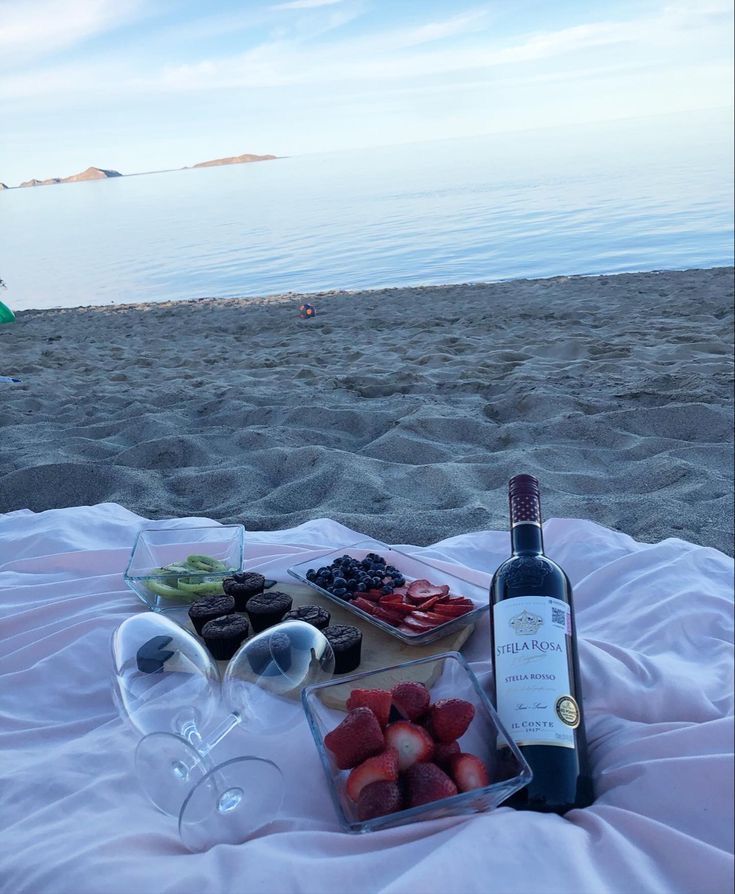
[1,110,732,312]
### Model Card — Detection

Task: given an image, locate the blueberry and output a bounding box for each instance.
[346,579,358,591]
[332,587,348,598]
[333,577,347,587]
[381,584,394,594]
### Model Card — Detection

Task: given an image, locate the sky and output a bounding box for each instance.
[0,0,733,186]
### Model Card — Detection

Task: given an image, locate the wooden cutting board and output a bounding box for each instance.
[174,581,476,708]
[262,582,475,708]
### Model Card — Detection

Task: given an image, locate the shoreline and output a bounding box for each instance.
[2,267,733,554]
[9,264,733,316]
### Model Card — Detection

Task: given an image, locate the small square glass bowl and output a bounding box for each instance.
[302,652,532,833]
[287,538,488,645]
[123,525,244,612]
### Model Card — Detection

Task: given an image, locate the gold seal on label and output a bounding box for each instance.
[555,696,580,728]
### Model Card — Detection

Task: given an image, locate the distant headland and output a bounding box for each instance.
[1,153,278,190]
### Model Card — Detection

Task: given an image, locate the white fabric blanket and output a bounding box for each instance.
[0,503,732,894]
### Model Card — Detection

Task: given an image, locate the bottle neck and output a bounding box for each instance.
[511,522,544,555]
[509,488,544,555]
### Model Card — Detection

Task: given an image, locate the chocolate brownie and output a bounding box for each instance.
[188,593,236,635]
[283,604,331,631]
[222,571,266,611]
[323,624,362,674]
[246,629,293,677]
[245,591,292,633]
[201,613,250,661]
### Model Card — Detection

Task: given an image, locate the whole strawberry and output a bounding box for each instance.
[356,780,403,821]
[427,698,475,743]
[449,753,491,792]
[404,762,458,807]
[324,707,385,769]
[346,748,400,802]
[432,740,461,769]
[391,681,430,721]
[384,720,435,771]
[346,688,392,728]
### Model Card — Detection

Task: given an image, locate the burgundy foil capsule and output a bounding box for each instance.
[508,474,541,526]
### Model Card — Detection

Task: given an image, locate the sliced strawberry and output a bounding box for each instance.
[406,611,445,627]
[445,596,474,605]
[427,698,475,744]
[416,611,452,625]
[352,590,377,603]
[415,595,442,612]
[391,681,430,721]
[433,740,461,769]
[391,585,408,598]
[449,753,490,792]
[346,748,399,802]
[352,597,377,614]
[372,607,405,626]
[324,707,385,770]
[356,780,403,821]
[346,688,392,728]
[367,588,385,599]
[406,580,450,603]
[432,604,473,618]
[378,598,414,615]
[404,762,458,807]
[384,721,435,770]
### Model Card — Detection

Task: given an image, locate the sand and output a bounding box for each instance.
[0,267,732,554]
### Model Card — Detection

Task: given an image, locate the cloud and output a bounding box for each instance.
[147,3,733,92]
[273,0,346,9]
[0,1,731,101]
[0,0,145,67]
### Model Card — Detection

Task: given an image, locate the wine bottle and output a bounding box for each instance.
[489,474,593,813]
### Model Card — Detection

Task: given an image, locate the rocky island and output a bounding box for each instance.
[4,153,277,190]
[189,153,277,168]
[19,166,122,188]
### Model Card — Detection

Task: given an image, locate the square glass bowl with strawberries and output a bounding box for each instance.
[288,540,488,645]
[301,652,532,832]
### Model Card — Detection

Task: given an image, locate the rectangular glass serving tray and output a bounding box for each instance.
[287,538,488,646]
[302,651,532,833]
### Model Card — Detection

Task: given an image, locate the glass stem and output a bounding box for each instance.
[198,712,242,758]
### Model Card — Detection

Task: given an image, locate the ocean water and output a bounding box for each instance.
[1,110,732,312]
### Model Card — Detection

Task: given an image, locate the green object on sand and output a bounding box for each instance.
[0,301,15,323]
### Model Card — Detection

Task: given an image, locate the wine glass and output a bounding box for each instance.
[111,613,335,850]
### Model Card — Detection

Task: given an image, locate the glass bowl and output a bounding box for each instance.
[301,651,532,833]
[288,538,488,645]
[124,525,245,612]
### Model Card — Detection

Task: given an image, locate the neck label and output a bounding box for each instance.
[493,595,576,749]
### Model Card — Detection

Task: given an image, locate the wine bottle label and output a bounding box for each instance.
[493,595,577,749]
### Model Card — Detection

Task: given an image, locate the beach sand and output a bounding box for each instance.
[1,267,732,554]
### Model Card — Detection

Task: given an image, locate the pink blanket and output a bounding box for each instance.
[1,503,732,894]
